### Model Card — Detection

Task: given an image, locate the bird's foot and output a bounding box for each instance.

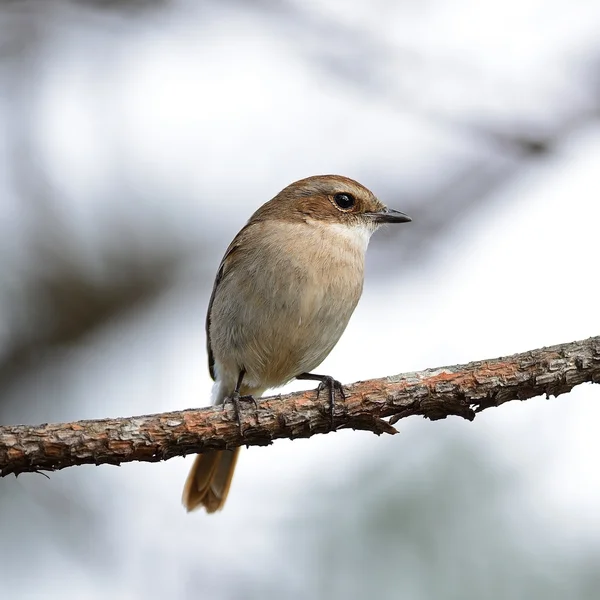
[297,372,345,429]
[226,392,258,434]
[316,377,346,427]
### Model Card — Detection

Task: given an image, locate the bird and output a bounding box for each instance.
[182,174,411,512]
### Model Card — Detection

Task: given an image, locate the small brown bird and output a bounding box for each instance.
[182,175,411,512]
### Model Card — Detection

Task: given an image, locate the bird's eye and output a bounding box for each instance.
[333,193,355,210]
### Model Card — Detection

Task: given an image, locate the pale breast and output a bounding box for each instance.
[209,219,371,390]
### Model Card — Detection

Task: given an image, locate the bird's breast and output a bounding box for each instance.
[209,219,370,390]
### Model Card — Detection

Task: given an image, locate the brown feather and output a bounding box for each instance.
[182,448,240,513]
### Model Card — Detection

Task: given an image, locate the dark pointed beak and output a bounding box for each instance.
[365,208,412,224]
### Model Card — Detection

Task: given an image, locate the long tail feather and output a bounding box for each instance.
[182,448,240,513]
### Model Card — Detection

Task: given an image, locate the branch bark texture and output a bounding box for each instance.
[1,336,599,477]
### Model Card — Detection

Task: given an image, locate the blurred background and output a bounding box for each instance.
[1,0,599,598]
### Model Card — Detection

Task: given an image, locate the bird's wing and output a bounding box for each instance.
[205,224,253,381]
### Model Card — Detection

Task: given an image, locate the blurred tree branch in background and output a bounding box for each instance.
[1,336,598,477]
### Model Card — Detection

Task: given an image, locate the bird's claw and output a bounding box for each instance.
[226,392,257,434]
[315,377,345,428]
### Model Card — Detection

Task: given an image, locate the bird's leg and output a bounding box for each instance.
[227,369,258,433]
[296,372,345,428]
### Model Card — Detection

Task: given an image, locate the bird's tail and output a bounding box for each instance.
[182,447,240,513]
[182,381,263,513]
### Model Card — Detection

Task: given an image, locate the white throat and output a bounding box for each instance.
[324,222,375,254]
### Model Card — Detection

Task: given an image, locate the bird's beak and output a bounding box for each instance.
[365,207,412,224]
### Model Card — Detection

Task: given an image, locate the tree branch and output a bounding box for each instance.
[1,336,599,477]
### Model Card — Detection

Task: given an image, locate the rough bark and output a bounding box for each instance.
[1,336,599,477]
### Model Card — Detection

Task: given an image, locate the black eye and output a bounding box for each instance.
[333,193,355,210]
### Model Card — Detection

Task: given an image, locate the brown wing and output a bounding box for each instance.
[205,225,252,380]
